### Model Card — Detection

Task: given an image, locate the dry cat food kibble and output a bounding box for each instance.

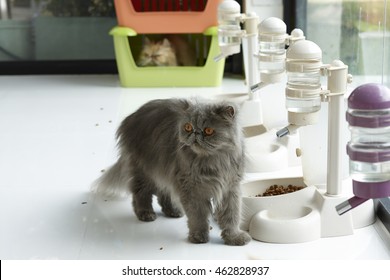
[256,184,304,197]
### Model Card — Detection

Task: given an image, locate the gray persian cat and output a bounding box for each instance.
[94,98,251,246]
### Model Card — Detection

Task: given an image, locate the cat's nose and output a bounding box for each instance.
[193,129,201,135]
[194,132,204,141]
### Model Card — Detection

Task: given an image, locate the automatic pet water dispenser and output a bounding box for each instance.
[214,1,377,243]
[336,83,390,215]
[240,42,376,243]
[215,0,305,173]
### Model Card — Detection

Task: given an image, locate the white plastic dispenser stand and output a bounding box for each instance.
[241,12,263,129]
[246,28,306,171]
[241,41,375,243]
[215,1,264,129]
[214,1,377,243]
[240,177,375,243]
[242,16,301,172]
[214,1,299,173]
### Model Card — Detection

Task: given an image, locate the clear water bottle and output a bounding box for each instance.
[285,40,322,115]
[215,0,242,61]
[346,83,390,182]
[257,17,287,83]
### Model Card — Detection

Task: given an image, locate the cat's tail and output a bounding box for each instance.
[91,159,131,198]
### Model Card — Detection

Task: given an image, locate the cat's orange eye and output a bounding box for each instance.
[184,123,193,133]
[204,127,214,136]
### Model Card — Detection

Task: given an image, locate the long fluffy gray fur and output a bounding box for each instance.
[92,98,251,245]
[92,160,130,198]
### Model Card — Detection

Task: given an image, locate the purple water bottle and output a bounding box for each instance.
[336,83,390,215]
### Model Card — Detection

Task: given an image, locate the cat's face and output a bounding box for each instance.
[178,102,239,156]
[137,37,178,66]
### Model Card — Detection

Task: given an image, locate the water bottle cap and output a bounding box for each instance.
[258,17,286,35]
[291,28,304,38]
[218,0,241,14]
[286,40,322,60]
[347,83,390,128]
[348,83,390,110]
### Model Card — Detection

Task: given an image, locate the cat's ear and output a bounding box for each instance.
[179,99,191,111]
[162,38,171,47]
[144,37,151,45]
[216,104,236,120]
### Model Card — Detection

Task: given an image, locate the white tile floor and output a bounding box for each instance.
[0,75,389,260]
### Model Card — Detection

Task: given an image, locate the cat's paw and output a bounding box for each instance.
[136,210,157,222]
[161,204,183,218]
[188,231,209,244]
[222,230,251,246]
[163,208,184,218]
[158,195,183,218]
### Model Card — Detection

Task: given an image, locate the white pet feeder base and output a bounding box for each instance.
[241,177,375,243]
[245,128,301,173]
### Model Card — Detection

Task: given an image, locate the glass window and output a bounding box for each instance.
[0,0,117,73]
[296,0,389,87]
[0,0,248,74]
[296,0,390,230]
